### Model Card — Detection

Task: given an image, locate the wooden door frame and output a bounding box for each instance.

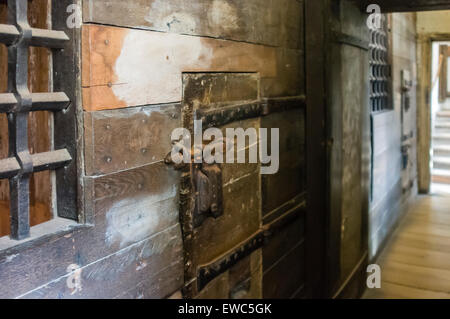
[416,33,450,193]
[305,0,328,298]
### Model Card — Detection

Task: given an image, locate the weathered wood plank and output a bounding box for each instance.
[82,0,303,49]
[263,241,305,299]
[0,163,182,298]
[19,225,183,299]
[261,108,306,215]
[263,216,304,271]
[362,0,450,12]
[84,103,181,176]
[113,260,184,299]
[183,73,259,109]
[192,171,261,266]
[82,24,303,110]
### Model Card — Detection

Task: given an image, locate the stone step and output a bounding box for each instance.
[435,122,450,129]
[433,157,450,170]
[433,145,450,157]
[433,133,450,146]
[435,118,450,126]
[435,127,450,135]
[436,111,450,118]
[432,169,450,184]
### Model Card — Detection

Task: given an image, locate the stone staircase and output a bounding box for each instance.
[432,111,450,184]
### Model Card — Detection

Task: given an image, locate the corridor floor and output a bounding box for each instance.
[364,194,450,299]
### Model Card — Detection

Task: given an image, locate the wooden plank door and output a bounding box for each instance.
[80,0,328,299]
[172,73,307,299]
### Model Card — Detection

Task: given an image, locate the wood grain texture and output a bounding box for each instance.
[196,249,262,299]
[183,73,259,110]
[362,0,450,12]
[261,108,306,216]
[81,24,304,110]
[82,0,303,49]
[192,171,261,266]
[84,103,181,176]
[364,195,450,299]
[263,240,305,299]
[0,162,183,298]
[19,224,183,299]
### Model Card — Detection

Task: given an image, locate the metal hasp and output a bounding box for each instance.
[193,163,223,228]
[0,0,72,240]
[164,143,224,228]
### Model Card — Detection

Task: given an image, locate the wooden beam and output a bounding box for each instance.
[82,24,304,111]
[362,0,450,12]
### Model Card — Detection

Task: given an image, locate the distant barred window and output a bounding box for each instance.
[369,15,392,112]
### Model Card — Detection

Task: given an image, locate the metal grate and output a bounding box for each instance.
[369,15,392,113]
[0,0,72,240]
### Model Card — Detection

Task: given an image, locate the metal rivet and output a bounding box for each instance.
[105,156,112,163]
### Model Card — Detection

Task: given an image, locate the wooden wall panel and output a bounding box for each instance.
[0,162,183,298]
[339,43,366,289]
[83,0,303,49]
[183,73,259,109]
[84,103,181,176]
[19,225,183,299]
[0,0,308,299]
[82,24,304,111]
[327,0,370,296]
[263,241,305,299]
[261,108,306,216]
[263,213,304,269]
[368,13,418,261]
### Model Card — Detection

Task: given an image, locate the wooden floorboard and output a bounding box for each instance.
[364,194,450,299]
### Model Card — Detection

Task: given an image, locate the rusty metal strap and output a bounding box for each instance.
[195,96,306,128]
[196,202,306,291]
[262,95,306,115]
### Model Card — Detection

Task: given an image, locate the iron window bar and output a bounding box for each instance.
[369,15,392,113]
[0,0,72,240]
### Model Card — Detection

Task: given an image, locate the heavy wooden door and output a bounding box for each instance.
[77,0,327,299]
[168,73,308,298]
[158,0,328,299]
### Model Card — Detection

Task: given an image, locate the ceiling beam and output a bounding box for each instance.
[361,0,450,13]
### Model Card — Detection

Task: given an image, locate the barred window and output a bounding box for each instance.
[0,0,78,241]
[369,14,392,113]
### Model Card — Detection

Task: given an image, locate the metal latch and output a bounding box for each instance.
[164,141,224,228]
[193,163,223,228]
